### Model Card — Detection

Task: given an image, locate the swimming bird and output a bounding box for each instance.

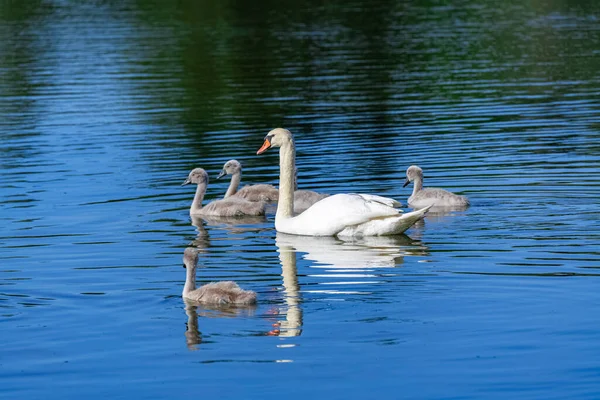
[292,189,330,213]
[217,159,329,213]
[182,247,257,305]
[217,159,279,202]
[182,168,266,217]
[256,128,430,236]
[403,165,470,208]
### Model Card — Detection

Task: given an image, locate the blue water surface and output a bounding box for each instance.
[1,1,600,399]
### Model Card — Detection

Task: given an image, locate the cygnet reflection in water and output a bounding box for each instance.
[183,299,257,351]
[191,214,268,236]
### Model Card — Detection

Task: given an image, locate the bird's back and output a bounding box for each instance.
[234,184,279,202]
[293,190,329,213]
[201,197,266,217]
[279,193,401,236]
[186,281,257,305]
[409,187,469,208]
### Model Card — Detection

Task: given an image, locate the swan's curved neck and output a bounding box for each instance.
[190,183,207,214]
[224,172,241,198]
[412,175,423,196]
[183,265,197,296]
[276,138,296,221]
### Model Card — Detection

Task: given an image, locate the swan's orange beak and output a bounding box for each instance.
[257,138,271,155]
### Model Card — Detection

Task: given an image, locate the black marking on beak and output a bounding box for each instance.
[257,135,273,154]
[403,178,411,188]
[217,170,226,179]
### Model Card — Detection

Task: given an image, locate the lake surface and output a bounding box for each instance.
[1,1,599,398]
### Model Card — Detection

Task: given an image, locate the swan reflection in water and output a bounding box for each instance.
[269,235,303,337]
[275,232,429,296]
[268,232,429,336]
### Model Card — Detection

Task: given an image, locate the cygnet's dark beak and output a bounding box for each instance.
[182,263,187,269]
[257,136,272,155]
[182,177,191,186]
[216,170,226,180]
[403,178,411,188]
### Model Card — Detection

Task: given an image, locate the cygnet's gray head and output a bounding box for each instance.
[217,160,242,179]
[403,165,424,187]
[183,247,200,269]
[182,168,209,186]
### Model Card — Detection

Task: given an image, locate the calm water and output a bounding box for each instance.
[2,0,600,398]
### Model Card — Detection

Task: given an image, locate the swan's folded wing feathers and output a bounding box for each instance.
[287,194,401,235]
[354,193,402,209]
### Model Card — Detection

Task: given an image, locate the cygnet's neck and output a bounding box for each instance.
[183,262,197,296]
[276,138,296,222]
[412,174,424,197]
[224,172,241,198]
[190,183,207,214]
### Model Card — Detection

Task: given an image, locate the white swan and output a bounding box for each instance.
[182,168,266,217]
[256,128,430,236]
[182,247,257,305]
[403,165,470,208]
[217,159,279,202]
[217,159,329,213]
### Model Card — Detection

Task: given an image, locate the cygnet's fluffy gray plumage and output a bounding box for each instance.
[217,159,329,213]
[182,168,266,217]
[403,165,470,208]
[293,190,330,213]
[217,160,279,202]
[182,247,257,305]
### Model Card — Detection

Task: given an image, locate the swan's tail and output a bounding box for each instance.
[389,204,432,235]
[336,205,432,237]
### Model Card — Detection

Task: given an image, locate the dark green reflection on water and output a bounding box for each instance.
[4,0,599,145]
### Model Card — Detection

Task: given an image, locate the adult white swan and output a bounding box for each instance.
[256,128,430,236]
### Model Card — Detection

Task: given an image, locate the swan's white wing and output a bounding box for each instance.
[353,194,402,208]
[278,193,400,236]
[337,206,431,236]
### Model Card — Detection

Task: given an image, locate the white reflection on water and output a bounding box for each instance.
[271,235,302,338]
[275,233,429,295]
